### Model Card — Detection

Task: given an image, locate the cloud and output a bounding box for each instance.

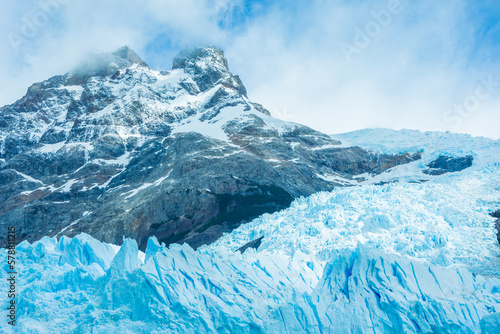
[224,0,500,139]
[0,0,498,139]
[0,0,234,104]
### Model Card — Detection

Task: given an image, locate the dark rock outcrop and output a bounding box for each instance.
[490,210,500,219]
[237,236,264,253]
[423,155,473,175]
[491,210,500,244]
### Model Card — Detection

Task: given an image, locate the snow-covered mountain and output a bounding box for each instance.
[0,46,423,249]
[2,129,499,333]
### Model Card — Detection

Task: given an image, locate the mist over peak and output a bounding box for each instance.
[66,46,148,84]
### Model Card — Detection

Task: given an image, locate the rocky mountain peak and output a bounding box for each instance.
[66,46,148,85]
[172,45,228,71]
[112,45,148,67]
[171,45,246,96]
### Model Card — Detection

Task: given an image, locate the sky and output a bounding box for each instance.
[0,0,499,139]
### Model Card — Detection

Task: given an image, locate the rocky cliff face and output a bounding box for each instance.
[423,155,473,175]
[0,46,421,249]
[491,209,500,244]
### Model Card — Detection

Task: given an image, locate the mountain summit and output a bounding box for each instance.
[0,46,421,249]
[67,46,148,85]
[173,45,247,96]
[173,45,229,70]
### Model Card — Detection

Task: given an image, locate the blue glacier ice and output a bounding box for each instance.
[1,129,500,333]
[2,235,500,333]
[271,245,500,333]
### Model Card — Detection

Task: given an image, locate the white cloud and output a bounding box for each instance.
[224,1,499,139]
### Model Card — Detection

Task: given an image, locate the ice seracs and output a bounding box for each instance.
[5,233,500,332]
[272,245,500,334]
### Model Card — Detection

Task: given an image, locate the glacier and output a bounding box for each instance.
[1,129,500,333]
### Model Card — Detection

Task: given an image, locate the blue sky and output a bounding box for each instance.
[0,0,499,138]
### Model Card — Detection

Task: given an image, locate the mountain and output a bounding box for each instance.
[0,46,422,249]
[4,130,500,333]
